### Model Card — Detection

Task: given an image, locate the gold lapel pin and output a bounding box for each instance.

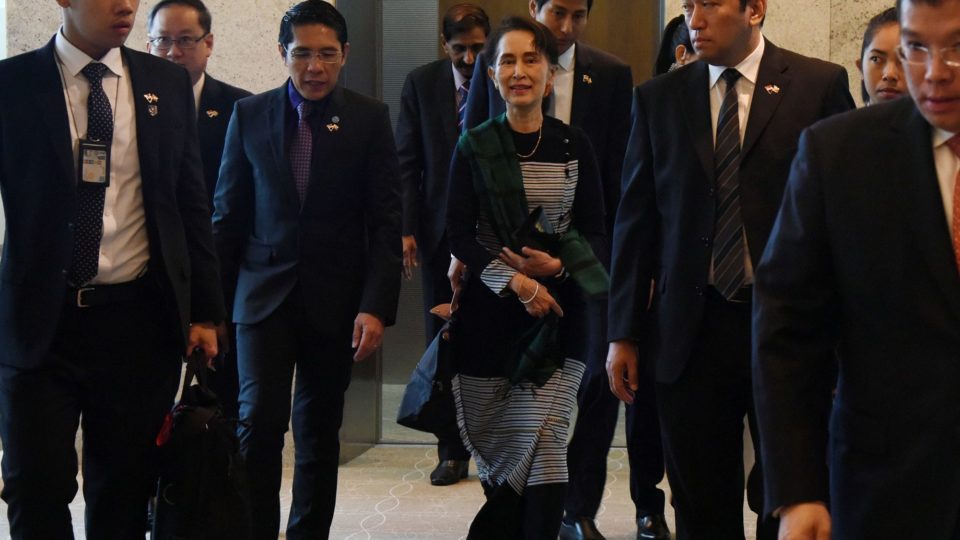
[206,109,219,118]
[326,123,339,132]
[144,93,159,104]
[582,74,593,85]
[764,84,781,95]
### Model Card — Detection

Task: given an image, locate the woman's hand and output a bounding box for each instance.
[509,274,563,318]
[499,246,563,278]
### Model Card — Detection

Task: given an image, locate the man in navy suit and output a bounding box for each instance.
[606,0,854,538]
[462,3,663,539]
[754,0,960,537]
[147,0,251,419]
[395,2,489,488]
[212,2,401,538]
[0,0,224,537]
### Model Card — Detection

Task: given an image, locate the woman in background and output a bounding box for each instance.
[856,8,906,105]
[654,14,698,76]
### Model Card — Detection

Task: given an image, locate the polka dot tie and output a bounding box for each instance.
[945,135,960,274]
[291,100,313,205]
[68,62,113,286]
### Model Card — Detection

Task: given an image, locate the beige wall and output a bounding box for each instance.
[5,0,895,99]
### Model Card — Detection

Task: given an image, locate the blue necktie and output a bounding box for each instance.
[457,81,470,133]
[712,68,746,300]
[69,62,113,286]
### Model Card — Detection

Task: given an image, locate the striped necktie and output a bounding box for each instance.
[69,62,113,286]
[945,135,960,274]
[457,81,470,133]
[712,68,746,300]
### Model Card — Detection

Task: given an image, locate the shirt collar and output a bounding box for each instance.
[934,127,959,149]
[708,34,764,89]
[557,43,576,72]
[54,27,124,78]
[287,79,332,113]
[452,63,468,90]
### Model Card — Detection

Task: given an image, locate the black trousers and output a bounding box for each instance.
[420,245,470,462]
[655,288,777,540]
[0,283,181,540]
[236,288,354,540]
[468,482,567,539]
[565,298,665,521]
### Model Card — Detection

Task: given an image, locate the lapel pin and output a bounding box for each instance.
[331,115,340,124]
[582,74,593,85]
[148,104,159,117]
[144,93,159,104]
[326,123,339,132]
[764,84,780,95]
[206,109,219,118]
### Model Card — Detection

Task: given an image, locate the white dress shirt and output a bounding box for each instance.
[193,71,206,113]
[707,36,765,285]
[55,29,149,285]
[933,128,959,232]
[548,43,575,125]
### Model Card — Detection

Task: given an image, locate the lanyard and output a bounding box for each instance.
[54,51,122,142]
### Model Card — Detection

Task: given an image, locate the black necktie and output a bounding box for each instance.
[712,68,746,300]
[69,62,113,286]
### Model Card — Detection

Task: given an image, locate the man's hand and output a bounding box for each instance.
[352,312,385,362]
[606,340,639,404]
[447,256,465,301]
[499,246,562,278]
[779,502,831,540]
[402,235,418,281]
[187,321,219,367]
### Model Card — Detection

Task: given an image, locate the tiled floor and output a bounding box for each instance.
[0,444,760,539]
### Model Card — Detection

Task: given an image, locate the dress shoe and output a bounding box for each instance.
[559,516,606,540]
[637,513,671,540]
[429,459,468,486]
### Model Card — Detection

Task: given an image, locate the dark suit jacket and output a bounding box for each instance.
[753,97,960,536]
[464,42,633,239]
[608,39,855,384]
[395,58,458,261]
[213,83,402,335]
[197,74,251,205]
[0,39,225,369]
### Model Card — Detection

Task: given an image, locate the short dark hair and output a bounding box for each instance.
[533,0,594,13]
[896,0,946,17]
[483,16,559,66]
[859,8,900,103]
[278,0,348,50]
[148,0,212,34]
[442,4,491,41]
[655,14,693,76]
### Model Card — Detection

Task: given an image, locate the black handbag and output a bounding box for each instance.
[396,318,459,436]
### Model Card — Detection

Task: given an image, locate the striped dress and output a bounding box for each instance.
[446,116,606,535]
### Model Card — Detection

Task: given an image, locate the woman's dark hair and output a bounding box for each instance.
[483,16,559,67]
[655,14,693,76]
[858,8,899,103]
[278,0,348,49]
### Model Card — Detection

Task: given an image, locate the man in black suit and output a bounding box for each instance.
[0,0,224,537]
[147,0,252,419]
[395,2,489,488]
[462,3,662,540]
[606,0,854,538]
[212,2,401,538]
[753,0,960,537]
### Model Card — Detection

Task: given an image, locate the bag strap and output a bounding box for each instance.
[180,348,209,400]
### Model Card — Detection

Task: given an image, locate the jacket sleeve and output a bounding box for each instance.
[395,72,424,237]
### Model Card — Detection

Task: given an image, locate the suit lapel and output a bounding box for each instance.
[303,85,346,213]
[34,40,76,187]
[900,105,960,315]
[266,84,300,209]
[571,46,593,127]
[435,61,457,151]
[679,63,716,184]
[125,49,161,197]
[742,40,789,160]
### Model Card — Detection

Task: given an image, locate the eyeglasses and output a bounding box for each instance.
[148,34,208,51]
[897,44,960,68]
[283,47,343,64]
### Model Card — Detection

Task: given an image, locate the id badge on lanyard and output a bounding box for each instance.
[78,139,110,187]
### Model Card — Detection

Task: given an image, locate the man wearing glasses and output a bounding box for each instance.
[753,0,960,537]
[212,1,401,539]
[147,0,250,420]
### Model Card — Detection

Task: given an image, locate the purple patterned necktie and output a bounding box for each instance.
[457,80,470,133]
[69,62,113,286]
[291,100,313,204]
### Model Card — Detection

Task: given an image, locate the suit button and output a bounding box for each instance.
[67,222,74,229]
[700,236,710,246]
[695,285,704,296]
[708,188,716,196]
[62,269,68,275]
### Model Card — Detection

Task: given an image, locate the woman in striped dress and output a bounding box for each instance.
[445,16,607,539]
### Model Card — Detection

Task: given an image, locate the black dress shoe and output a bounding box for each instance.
[637,513,671,540]
[429,459,469,486]
[559,517,606,540]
